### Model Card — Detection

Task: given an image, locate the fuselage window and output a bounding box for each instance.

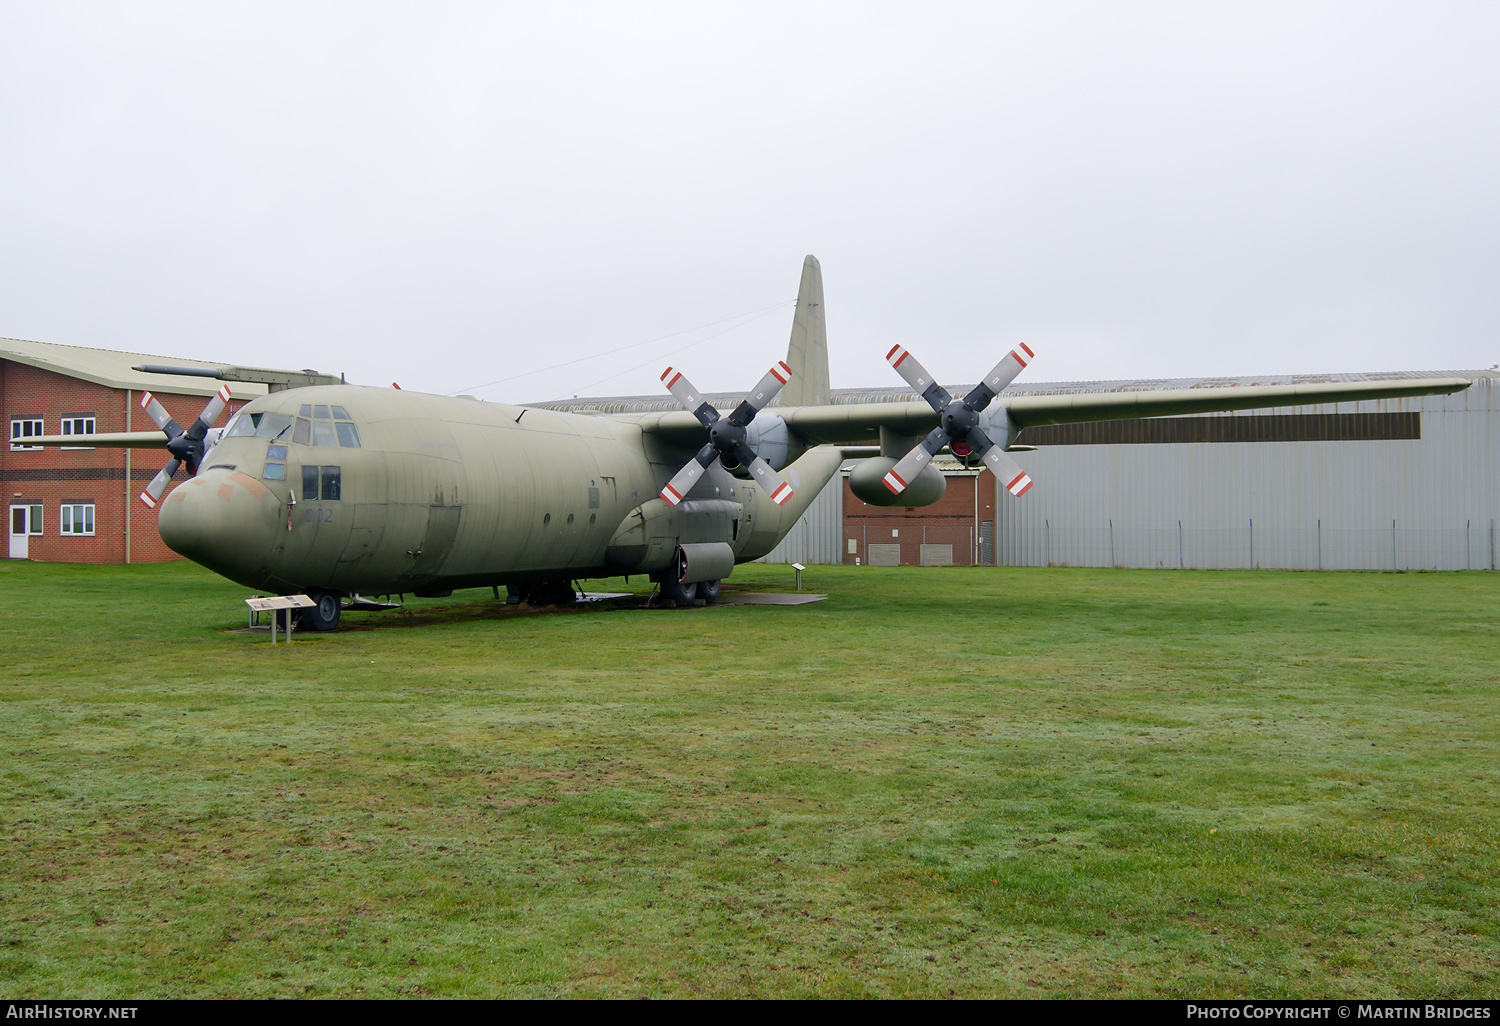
[266,445,287,461]
[263,463,285,481]
[320,466,341,501]
[302,465,319,500]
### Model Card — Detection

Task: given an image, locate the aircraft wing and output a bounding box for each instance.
[1000,377,1473,428]
[22,432,170,448]
[762,376,1472,445]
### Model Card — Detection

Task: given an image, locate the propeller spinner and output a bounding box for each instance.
[658,362,795,507]
[137,385,233,508]
[882,343,1036,498]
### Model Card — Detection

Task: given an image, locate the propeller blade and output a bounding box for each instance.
[660,366,718,428]
[659,360,793,507]
[885,345,952,413]
[981,445,1034,497]
[659,444,717,506]
[882,429,949,495]
[173,384,234,474]
[750,459,794,505]
[962,344,1034,411]
[726,361,792,427]
[728,441,794,505]
[139,459,182,508]
[138,392,177,434]
[190,385,233,436]
[880,341,1037,498]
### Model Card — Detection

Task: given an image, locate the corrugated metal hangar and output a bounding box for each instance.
[556,369,1498,571]
[993,371,1497,571]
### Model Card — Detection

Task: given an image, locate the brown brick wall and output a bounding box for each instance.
[843,473,996,565]
[2,359,249,564]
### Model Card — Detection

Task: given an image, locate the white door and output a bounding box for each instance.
[10,505,32,558]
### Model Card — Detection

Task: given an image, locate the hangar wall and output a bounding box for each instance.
[758,473,843,564]
[993,375,1498,571]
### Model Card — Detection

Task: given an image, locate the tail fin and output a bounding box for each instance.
[778,255,830,407]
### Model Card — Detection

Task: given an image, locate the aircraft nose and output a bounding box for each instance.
[157,469,285,588]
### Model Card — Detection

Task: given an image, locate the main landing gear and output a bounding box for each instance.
[655,576,721,608]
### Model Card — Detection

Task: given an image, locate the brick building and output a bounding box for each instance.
[3,337,264,563]
[843,462,997,566]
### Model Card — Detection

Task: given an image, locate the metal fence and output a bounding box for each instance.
[1006,519,1498,571]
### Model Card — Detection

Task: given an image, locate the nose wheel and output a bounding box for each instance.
[294,588,342,631]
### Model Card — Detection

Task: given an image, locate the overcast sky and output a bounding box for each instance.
[3,2,1496,403]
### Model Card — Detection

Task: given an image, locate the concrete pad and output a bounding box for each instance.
[715,592,827,606]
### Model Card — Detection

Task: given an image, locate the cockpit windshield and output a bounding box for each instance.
[223,407,360,448]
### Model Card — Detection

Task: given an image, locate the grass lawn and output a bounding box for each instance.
[0,558,1496,998]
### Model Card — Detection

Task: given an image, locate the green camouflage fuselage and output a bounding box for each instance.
[158,385,841,596]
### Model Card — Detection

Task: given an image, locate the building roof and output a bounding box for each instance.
[0,336,268,400]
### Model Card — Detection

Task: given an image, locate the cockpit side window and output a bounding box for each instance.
[225,413,258,437]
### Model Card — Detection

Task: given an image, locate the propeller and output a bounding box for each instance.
[658,361,795,507]
[137,385,233,508]
[881,343,1036,498]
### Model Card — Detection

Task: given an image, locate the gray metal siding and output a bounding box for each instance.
[995,378,1498,570]
[758,472,843,564]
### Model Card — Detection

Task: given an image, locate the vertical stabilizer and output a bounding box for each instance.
[778,255,830,407]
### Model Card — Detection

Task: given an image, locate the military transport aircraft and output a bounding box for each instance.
[29,256,1470,629]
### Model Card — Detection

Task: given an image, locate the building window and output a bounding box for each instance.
[10,418,43,450]
[11,505,42,535]
[61,415,96,450]
[60,504,95,536]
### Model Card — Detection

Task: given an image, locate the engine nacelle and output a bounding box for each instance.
[675,542,734,584]
[848,457,947,507]
[743,410,790,470]
[977,404,1016,451]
